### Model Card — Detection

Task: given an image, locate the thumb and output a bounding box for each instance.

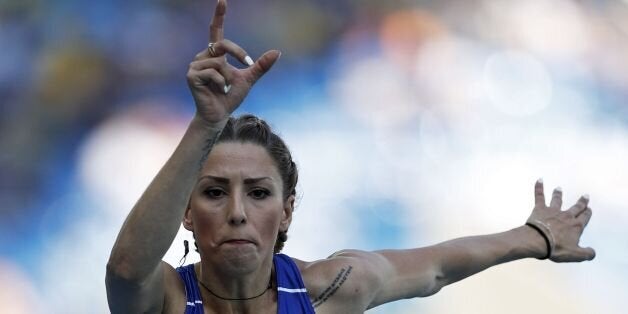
[577,246,596,261]
[248,50,281,83]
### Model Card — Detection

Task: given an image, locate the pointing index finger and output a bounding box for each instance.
[209,0,226,43]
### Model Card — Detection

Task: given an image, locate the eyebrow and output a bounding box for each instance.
[243,177,273,184]
[199,175,273,184]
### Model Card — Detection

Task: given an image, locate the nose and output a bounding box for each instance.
[227,193,247,226]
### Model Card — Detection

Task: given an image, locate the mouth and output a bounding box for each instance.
[222,239,255,245]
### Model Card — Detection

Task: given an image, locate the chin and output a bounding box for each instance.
[218,246,263,274]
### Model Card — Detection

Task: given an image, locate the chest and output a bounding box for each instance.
[200,302,278,314]
[167,291,279,314]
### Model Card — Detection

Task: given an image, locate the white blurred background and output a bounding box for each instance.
[1,0,627,313]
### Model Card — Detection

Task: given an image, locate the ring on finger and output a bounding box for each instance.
[207,42,217,57]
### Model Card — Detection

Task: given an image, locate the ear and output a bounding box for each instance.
[280,195,294,232]
[183,198,194,231]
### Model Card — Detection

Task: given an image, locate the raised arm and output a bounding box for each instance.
[105,1,280,312]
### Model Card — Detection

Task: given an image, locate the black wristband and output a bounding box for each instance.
[525,222,551,260]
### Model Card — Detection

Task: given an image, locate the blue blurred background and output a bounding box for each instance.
[1,0,627,313]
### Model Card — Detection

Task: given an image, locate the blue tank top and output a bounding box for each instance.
[176,253,315,314]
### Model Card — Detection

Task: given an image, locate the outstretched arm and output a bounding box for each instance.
[304,180,595,313]
[370,179,595,307]
[105,1,280,312]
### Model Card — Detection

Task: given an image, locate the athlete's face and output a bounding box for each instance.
[184,142,293,273]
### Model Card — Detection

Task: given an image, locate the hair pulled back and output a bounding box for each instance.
[216,114,298,253]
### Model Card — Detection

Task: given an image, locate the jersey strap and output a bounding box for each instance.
[176,264,204,314]
[274,253,316,314]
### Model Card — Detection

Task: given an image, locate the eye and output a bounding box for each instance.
[203,188,226,199]
[249,188,271,200]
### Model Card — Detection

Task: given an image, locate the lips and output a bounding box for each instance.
[222,239,254,245]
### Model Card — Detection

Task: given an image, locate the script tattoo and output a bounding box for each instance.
[198,130,221,170]
[312,265,353,308]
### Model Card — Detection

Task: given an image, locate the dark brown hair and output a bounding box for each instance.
[216,114,298,253]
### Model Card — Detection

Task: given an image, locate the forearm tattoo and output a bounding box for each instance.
[198,131,221,170]
[312,266,353,308]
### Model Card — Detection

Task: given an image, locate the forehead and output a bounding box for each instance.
[201,142,280,179]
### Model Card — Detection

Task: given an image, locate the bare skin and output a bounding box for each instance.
[106,1,595,313]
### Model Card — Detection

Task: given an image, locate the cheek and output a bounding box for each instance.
[189,200,225,233]
[250,206,283,237]
[192,210,221,226]
[190,214,219,244]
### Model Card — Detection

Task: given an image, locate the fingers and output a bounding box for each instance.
[190,39,255,86]
[567,194,590,217]
[246,50,281,84]
[576,246,596,261]
[209,0,227,43]
[187,68,227,92]
[209,39,254,66]
[189,58,224,71]
[549,187,562,209]
[189,57,233,82]
[534,179,546,208]
[576,207,593,227]
[189,47,235,91]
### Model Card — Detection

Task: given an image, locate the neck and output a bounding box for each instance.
[195,256,276,312]
[198,272,272,301]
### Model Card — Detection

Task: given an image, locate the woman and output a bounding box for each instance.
[106,1,595,313]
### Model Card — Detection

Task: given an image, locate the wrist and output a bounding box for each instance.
[191,114,229,132]
[514,225,549,260]
[525,219,556,260]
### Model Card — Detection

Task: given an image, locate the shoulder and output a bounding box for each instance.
[106,261,187,314]
[162,262,188,314]
[291,250,394,312]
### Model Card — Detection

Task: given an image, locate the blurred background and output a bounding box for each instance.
[1,0,627,313]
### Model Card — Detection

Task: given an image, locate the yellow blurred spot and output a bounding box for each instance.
[379,10,447,65]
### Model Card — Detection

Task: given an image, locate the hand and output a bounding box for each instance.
[526,179,595,262]
[186,0,281,127]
